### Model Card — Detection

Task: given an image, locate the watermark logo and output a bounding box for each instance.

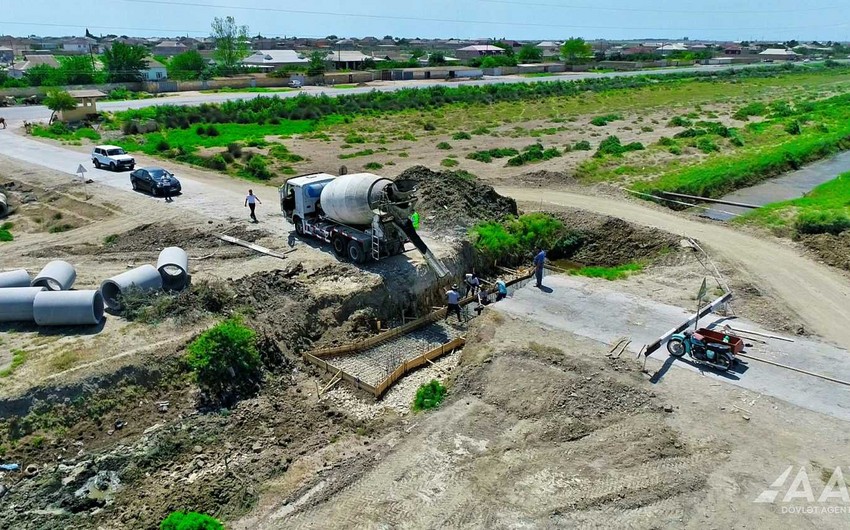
[756,466,850,514]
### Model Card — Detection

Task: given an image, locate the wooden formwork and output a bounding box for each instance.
[302,266,534,398]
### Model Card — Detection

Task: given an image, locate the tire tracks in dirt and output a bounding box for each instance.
[499,187,850,350]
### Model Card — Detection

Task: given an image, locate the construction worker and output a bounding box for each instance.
[445,284,462,323]
[534,249,546,288]
[245,189,262,222]
[495,278,508,301]
[475,288,491,315]
[464,272,480,297]
[411,211,420,230]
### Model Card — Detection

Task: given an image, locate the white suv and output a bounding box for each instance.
[92,145,135,171]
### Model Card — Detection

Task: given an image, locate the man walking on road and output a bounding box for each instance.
[445,284,463,323]
[534,249,546,288]
[245,189,262,222]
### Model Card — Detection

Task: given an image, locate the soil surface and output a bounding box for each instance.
[798,232,850,272]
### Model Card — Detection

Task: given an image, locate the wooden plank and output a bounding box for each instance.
[215,233,293,260]
[374,337,466,398]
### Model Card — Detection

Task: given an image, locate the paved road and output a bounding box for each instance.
[0,63,765,122]
[498,275,850,421]
[501,186,850,350]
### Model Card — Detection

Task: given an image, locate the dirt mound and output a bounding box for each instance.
[516,169,577,186]
[397,166,517,231]
[107,223,269,252]
[800,232,850,271]
[550,208,680,267]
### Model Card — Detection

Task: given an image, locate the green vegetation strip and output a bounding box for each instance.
[741,172,850,235]
[0,221,13,242]
[0,350,27,377]
[570,263,643,281]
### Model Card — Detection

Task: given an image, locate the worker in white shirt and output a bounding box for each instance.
[244,189,262,222]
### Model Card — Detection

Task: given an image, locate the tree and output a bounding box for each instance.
[44,90,77,123]
[307,51,327,76]
[102,42,147,82]
[60,55,98,85]
[517,44,543,63]
[428,51,447,66]
[211,16,250,75]
[25,63,66,87]
[168,50,206,80]
[492,40,515,56]
[561,37,592,64]
[186,316,261,404]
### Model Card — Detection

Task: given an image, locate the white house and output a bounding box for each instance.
[241,50,308,70]
[62,37,95,54]
[759,48,799,61]
[142,58,168,81]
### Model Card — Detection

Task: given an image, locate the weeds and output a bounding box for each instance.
[467,147,519,163]
[452,131,472,140]
[0,349,27,377]
[573,140,591,151]
[436,142,452,150]
[412,380,447,411]
[364,162,383,170]
[590,114,622,126]
[594,136,645,157]
[506,143,562,166]
[339,149,376,159]
[570,262,643,280]
[441,158,459,167]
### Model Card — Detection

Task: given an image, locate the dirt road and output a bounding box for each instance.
[500,187,850,349]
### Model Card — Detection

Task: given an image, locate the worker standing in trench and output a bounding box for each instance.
[445,284,463,323]
[534,249,546,288]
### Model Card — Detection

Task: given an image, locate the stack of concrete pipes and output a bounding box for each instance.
[0,192,8,218]
[0,247,188,326]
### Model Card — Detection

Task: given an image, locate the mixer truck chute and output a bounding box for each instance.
[280,172,449,277]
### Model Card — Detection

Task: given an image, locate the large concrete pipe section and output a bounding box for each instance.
[320,173,395,225]
[0,287,45,322]
[156,247,189,291]
[0,192,8,218]
[0,269,32,288]
[33,290,105,326]
[31,260,77,291]
[100,264,163,310]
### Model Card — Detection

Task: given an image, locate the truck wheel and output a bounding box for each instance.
[332,236,346,256]
[347,240,366,264]
[109,162,116,171]
[294,217,304,236]
[93,159,101,169]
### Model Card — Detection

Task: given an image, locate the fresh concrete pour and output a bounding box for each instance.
[496,273,850,422]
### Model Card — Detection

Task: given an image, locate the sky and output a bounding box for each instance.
[2,0,850,42]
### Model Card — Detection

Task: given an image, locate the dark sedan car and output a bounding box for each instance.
[130,167,182,197]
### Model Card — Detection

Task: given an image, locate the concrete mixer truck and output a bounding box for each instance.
[280,172,449,277]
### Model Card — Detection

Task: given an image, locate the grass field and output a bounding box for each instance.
[121,121,316,155]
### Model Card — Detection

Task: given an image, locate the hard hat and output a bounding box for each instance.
[452,284,458,289]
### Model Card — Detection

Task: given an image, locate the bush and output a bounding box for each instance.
[241,154,273,180]
[573,140,591,151]
[590,114,621,126]
[364,162,383,170]
[695,137,719,153]
[436,142,452,150]
[730,135,745,147]
[785,120,802,135]
[155,139,171,151]
[505,143,562,166]
[657,136,676,146]
[452,131,472,140]
[222,152,235,163]
[733,102,768,120]
[205,154,228,171]
[467,147,519,163]
[412,380,447,411]
[0,228,12,242]
[668,116,692,127]
[423,122,436,131]
[441,158,459,167]
[160,511,224,530]
[226,142,243,158]
[471,212,583,260]
[186,317,261,403]
[594,136,644,157]
[669,145,683,155]
[673,128,707,139]
[795,211,850,235]
[344,133,366,144]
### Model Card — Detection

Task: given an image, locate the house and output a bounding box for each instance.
[61,37,95,54]
[536,41,560,52]
[141,58,168,81]
[723,45,743,56]
[325,50,381,69]
[59,90,106,122]
[242,50,308,69]
[759,48,799,61]
[152,40,188,57]
[455,45,505,59]
[656,43,689,55]
[0,46,13,65]
[7,54,60,79]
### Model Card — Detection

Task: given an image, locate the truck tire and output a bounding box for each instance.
[332,236,346,256]
[347,240,366,264]
[294,217,304,236]
[93,159,101,169]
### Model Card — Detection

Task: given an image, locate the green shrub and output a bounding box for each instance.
[344,133,366,144]
[226,142,243,157]
[339,148,376,159]
[436,142,452,150]
[222,152,235,163]
[364,161,383,170]
[730,135,745,147]
[467,147,519,163]
[452,131,472,140]
[441,158,459,167]
[571,263,643,280]
[594,136,644,157]
[155,139,171,151]
[205,154,228,171]
[673,128,707,139]
[795,211,850,235]
[423,122,437,131]
[206,125,220,137]
[590,114,621,126]
[160,511,224,530]
[103,233,118,245]
[696,137,719,153]
[0,228,12,242]
[785,120,802,135]
[669,145,683,155]
[733,102,768,120]
[269,144,304,162]
[573,140,591,151]
[186,317,261,403]
[471,212,583,260]
[412,380,447,411]
[505,143,562,166]
[668,116,692,127]
[640,126,654,132]
[657,136,676,146]
[240,154,272,180]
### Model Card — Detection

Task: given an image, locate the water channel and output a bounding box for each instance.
[701,150,850,221]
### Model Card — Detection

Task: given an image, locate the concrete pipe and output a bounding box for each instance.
[0,269,32,289]
[156,247,189,291]
[33,290,105,326]
[0,192,8,218]
[100,264,163,310]
[0,287,46,322]
[32,260,77,291]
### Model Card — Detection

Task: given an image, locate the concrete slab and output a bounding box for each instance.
[496,274,850,422]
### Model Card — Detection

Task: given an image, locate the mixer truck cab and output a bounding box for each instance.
[280,172,449,276]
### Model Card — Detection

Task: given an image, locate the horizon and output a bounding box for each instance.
[2,0,850,43]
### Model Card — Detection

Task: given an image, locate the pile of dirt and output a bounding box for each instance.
[514,169,577,186]
[799,232,850,271]
[106,223,269,252]
[550,208,680,266]
[397,166,517,231]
